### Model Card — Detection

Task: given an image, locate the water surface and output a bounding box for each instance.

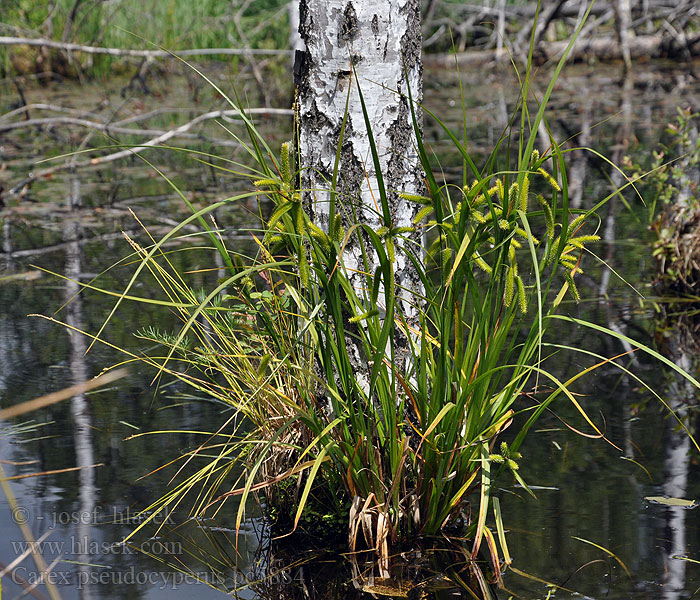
[1,59,699,599]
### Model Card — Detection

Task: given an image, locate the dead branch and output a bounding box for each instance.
[0,36,292,58]
[230,1,269,106]
[425,31,700,68]
[0,103,103,122]
[421,0,697,55]
[536,30,700,62]
[514,0,568,55]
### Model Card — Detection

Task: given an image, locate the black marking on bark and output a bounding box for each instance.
[293,49,308,88]
[371,14,379,36]
[301,99,332,134]
[340,2,359,43]
[399,0,422,71]
[298,0,312,43]
[335,117,365,218]
[386,83,424,327]
[300,99,333,220]
[386,96,413,210]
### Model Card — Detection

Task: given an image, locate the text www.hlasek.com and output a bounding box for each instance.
[11,537,181,556]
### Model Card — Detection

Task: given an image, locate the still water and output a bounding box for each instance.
[1,59,699,599]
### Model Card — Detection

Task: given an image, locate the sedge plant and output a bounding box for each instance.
[66,75,605,581]
[40,6,700,593]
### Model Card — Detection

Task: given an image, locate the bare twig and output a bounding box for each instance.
[1,229,145,259]
[0,36,292,58]
[0,103,102,122]
[61,0,84,43]
[11,78,30,120]
[515,0,568,54]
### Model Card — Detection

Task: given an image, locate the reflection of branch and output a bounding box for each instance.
[1,229,152,259]
[5,107,292,196]
[0,115,242,147]
[0,463,63,600]
[0,36,292,58]
[0,226,251,259]
[0,368,128,420]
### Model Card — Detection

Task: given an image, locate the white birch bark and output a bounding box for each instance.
[289,1,304,53]
[297,0,423,365]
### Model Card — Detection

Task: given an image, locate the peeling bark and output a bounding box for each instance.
[297,0,424,372]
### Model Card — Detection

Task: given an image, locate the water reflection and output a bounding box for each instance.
[1,60,700,599]
[655,311,698,600]
[63,174,96,600]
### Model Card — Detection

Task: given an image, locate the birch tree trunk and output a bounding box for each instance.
[297,0,423,372]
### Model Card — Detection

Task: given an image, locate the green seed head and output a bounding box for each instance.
[508,182,519,211]
[520,174,530,212]
[280,142,291,186]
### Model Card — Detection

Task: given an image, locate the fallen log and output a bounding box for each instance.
[535,31,700,63]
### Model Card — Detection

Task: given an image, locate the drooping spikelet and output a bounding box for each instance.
[508,182,519,211]
[538,194,554,242]
[332,213,345,243]
[280,142,292,186]
[538,167,561,192]
[567,234,601,249]
[565,270,581,303]
[516,275,527,314]
[413,205,433,225]
[567,214,586,235]
[529,149,540,168]
[440,247,453,268]
[520,174,530,212]
[308,222,331,252]
[399,192,432,205]
[471,193,487,209]
[504,265,515,307]
[254,178,280,188]
[349,308,380,323]
[496,178,505,201]
[475,254,492,274]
